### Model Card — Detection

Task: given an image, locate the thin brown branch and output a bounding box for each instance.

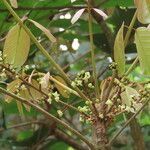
[55,129,88,150]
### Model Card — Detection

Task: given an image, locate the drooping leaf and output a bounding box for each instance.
[28,79,42,100]
[20,79,43,111]
[135,27,150,75]
[16,101,24,115]
[9,0,18,8]
[93,8,108,20]
[54,76,70,98]
[5,79,22,103]
[3,24,30,68]
[19,87,31,112]
[114,23,125,76]
[71,8,85,24]
[28,19,56,42]
[134,0,150,24]
[6,79,24,114]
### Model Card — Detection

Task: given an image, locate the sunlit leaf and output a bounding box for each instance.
[114,23,125,76]
[54,76,70,98]
[3,24,30,68]
[134,0,150,24]
[93,8,108,20]
[9,0,18,8]
[71,8,85,24]
[135,27,150,75]
[28,19,56,42]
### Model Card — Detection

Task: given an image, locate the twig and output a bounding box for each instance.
[0,121,44,132]
[55,129,88,150]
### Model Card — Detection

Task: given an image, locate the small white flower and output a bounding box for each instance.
[76,79,82,86]
[0,72,6,78]
[99,113,104,119]
[21,84,26,90]
[95,98,100,103]
[79,106,88,113]
[24,65,30,70]
[79,115,84,122]
[125,106,131,112]
[52,91,60,97]
[47,97,52,104]
[55,96,59,102]
[88,83,94,89]
[57,110,63,117]
[71,81,76,87]
[120,105,126,110]
[105,99,113,106]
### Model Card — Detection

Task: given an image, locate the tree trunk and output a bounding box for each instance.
[93,120,111,150]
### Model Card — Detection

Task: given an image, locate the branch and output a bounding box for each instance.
[0,87,94,149]
[0,121,44,132]
[0,6,86,12]
[55,129,88,150]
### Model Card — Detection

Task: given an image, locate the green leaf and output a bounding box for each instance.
[3,24,30,68]
[135,0,150,24]
[28,19,56,42]
[135,27,150,75]
[114,23,125,76]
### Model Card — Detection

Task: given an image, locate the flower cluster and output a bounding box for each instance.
[57,110,63,117]
[71,70,94,89]
[0,68,7,79]
[47,91,60,104]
